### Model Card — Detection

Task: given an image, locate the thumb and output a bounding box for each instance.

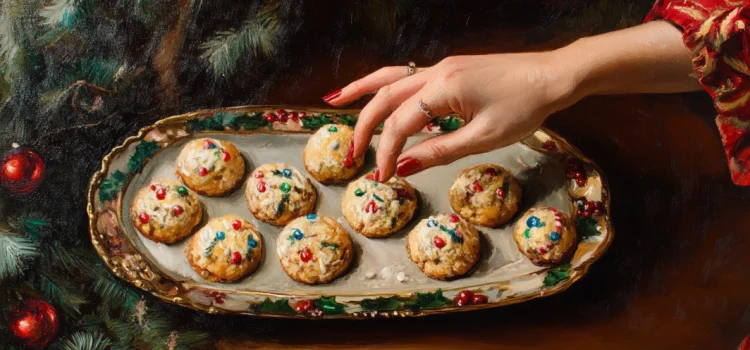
[394,120,494,177]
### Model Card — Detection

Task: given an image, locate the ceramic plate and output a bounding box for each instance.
[87,105,613,318]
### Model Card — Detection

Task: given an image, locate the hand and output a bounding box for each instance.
[323,52,580,182]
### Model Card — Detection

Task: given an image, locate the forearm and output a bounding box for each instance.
[555,20,701,100]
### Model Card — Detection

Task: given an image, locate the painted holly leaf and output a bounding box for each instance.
[314,296,346,315]
[338,114,357,127]
[360,296,401,312]
[301,113,332,129]
[543,263,571,287]
[436,117,462,132]
[99,170,127,202]
[236,112,267,130]
[252,298,295,315]
[187,116,224,131]
[575,217,600,241]
[406,289,450,310]
[127,141,159,173]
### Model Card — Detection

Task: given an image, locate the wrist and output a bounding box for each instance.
[538,45,594,113]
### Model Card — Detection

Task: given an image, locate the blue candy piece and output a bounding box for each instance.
[427,219,438,228]
[549,232,561,242]
[215,231,225,240]
[293,229,304,240]
[307,213,317,221]
[282,168,292,178]
[248,237,258,248]
[526,216,541,228]
[208,143,217,149]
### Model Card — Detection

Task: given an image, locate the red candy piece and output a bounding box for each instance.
[295,299,313,313]
[264,113,276,123]
[365,173,374,180]
[150,184,156,191]
[433,236,446,248]
[472,295,489,304]
[299,248,312,262]
[365,200,378,213]
[231,252,242,265]
[253,171,264,178]
[496,188,506,199]
[484,168,496,177]
[155,187,166,200]
[199,167,209,176]
[458,290,474,299]
[397,188,412,200]
[256,180,266,193]
[538,246,548,254]
[454,296,470,307]
[448,214,460,223]
[138,212,149,224]
[232,220,242,230]
[172,205,183,217]
[202,139,213,149]
[221,150,231,162]
[471,180,483,192]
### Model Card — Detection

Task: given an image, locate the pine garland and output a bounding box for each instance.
[56,332,111,350]
[0,232,39,281]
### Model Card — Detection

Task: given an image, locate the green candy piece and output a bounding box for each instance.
[177,186,188,196]
[280,182,291,193]
[373,194,384,202]
[354,188,365,197]
[328,126,338,132]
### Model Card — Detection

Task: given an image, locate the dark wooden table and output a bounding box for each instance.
[206,27,749,350]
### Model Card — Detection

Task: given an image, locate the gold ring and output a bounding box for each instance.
[407,61,416,76]
[417,99,432,121]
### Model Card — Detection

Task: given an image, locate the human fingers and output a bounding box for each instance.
[323,65,426,106]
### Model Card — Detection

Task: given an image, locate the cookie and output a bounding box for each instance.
[245,163,317,226]
[131,179,202,244]
[303,124,365,183]
[341,171,418,238]
[187,215,263,283]
[449,164,522,227]
[176,138,245,196]
[513,207,576,266]
[276,214,354,284]
[406,213,481,280]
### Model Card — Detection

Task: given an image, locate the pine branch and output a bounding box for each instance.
[0,232,40,282]
[170,331,210,349]
[100,307,136,347]
[0,4,23,107]
[40,0,84,28]
[35,270,88,316]
[201,1,284,78]
[92,271,140,313]
[55,332,111,350]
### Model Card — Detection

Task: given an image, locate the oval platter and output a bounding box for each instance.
[87,105,613,319]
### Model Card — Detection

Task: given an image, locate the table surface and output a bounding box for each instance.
[194,25,750,350]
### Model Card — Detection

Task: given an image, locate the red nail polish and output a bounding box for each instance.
[344,139,355,168]
[396,157,421,177]
[322,89,342,102]
[374,168,381,182]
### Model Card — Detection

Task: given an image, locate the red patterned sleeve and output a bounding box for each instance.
[645,1,750,186]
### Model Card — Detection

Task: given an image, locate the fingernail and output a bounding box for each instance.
[374,168,381,182]
[322,88,342,103]
[343,139,355,168]
[396,157,421,177]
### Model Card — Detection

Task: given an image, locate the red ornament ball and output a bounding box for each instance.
[1,145,45,194]
[9,299,59,348]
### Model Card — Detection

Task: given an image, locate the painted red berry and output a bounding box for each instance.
[583,210,591,217]
[264,113,276,123]
[278,114,289,123]
[496,188,506,199]
[593,201,602,209]
[576,178,585,186]
[568,162,579,171]
[471,180,483,192]
[299,248,312,262]
[567,171,576,179]
[484,168,496,177]
[221,150,231,162]
[289,112,300,122]
[458,290,474,299]
[574,171,584,179]
[138,212,149,224]
[297,112,307,119]
[433,236,446,248]
[275,109,287,116]
[232,220,242,230]
[253,171,264,178]
[202,139,213,149]
[472,295,489,304]
[584,202,592,211]
[576,210,583,216]
[256,180,266,193]
[448,214,460,223]
[155,187,166,200]
[231,251,242,265]
[199,167,209,176]
[454,296,470,307]
[172,205,183,217]
[295,299,313,313]
[593,209,602,216]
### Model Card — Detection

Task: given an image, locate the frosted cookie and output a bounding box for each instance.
[341,171,418,238]
[406,213,481,280]
[276,214,354,284]
[303,124,365,183]
[513,207,576,266]
[449,164,522,227]
[131,179,202,244]
[245,163,317,226]
[176,138,245,196]
[187,215,263,283]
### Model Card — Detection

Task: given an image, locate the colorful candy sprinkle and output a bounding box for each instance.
[293,229,304,240]
[433,236,446,249]
[328,126,338,132]
[365,200,378,213]
[198,167,209,176]
[282,169,292,178]
[280,182,291,193]
[203,139,214,149]
[526,216,542,228]
[354,188,365,197]
[221,150,231,161]
[306,213,317,221]
[248,237,258,249]
[155,187,166,200]
[172,205,183,217]
[150,184,156,191]
[138,212,149,224]
[253,171,264,178]
[256,180,266,193]
[471,181,483,192]
[177,186,188,196]
[231,251,242,264]
[215,231,225,240]
[232,220,242,230]
[484,168,496,177]
[372,194,384,202]
[299,248,312,262]
[549,232,561,242]
[496,188,506,199]
[448,214,460,223]
[331,141,339,151]
[427,219,438,228]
